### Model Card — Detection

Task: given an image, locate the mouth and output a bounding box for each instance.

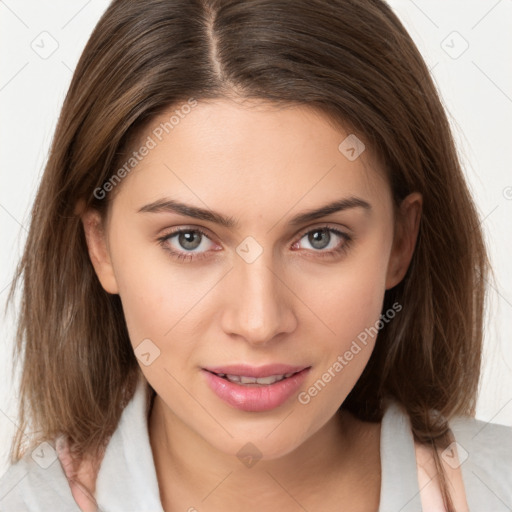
[202,365,311,412]
[205,370,302,386]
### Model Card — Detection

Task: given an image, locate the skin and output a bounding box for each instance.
[82,98,422,511]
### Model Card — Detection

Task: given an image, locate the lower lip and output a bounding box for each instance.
[202,367,311,412]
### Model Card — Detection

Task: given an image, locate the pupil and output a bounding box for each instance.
[309,229,330,249]
[179,231,201,250]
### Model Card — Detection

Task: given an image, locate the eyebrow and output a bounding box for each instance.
[137,196,371,228]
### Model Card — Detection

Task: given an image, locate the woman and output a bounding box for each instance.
[1,0,510,511]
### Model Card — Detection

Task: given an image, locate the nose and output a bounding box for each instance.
[220,252,297,346]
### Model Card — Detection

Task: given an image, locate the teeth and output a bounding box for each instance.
[221,373,296,385]
[240,376,258,384]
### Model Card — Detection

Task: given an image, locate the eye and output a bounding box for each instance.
[292,225,352,258]
[157,227,219,262]
[157,224,353,263]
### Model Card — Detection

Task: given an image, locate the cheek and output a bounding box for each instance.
[110,233,220,372]
[113,256,205,401]
[107,223,179,348]
[294,234,392,405]
[301,237,391,348]
[115,268,203,359]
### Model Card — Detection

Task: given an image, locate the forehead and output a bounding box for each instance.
[110,98,391,221]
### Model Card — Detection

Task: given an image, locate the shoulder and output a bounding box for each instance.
[449,414,512,472]
[0,443,81,511]
[449,414,512,510]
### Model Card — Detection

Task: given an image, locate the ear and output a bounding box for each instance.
[80,207,119,294]
[385,192,422,290]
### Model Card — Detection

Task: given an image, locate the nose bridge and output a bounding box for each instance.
[221,246,295,344]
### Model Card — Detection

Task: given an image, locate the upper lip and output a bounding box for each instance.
[203,364,310,378]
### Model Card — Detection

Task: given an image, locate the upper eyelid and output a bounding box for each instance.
[161,225,217,244]
[161,223,349,247]
[296,224,349,238]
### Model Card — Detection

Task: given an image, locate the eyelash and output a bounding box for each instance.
[157,225,353,263]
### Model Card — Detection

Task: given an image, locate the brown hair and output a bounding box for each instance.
[7,0,489,510]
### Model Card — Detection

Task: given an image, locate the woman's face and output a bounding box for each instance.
[83,98,420,460]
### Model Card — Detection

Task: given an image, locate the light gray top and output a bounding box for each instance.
[1,375,511,511]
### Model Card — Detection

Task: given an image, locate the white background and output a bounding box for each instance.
[1,0,511,478]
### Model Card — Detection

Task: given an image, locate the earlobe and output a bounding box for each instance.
[81,208,119,294]
[385,192,422,290]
